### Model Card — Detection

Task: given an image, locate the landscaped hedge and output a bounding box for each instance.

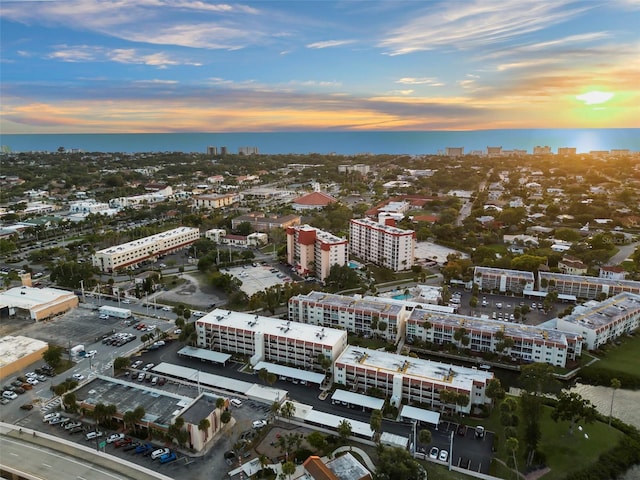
[579,366,640,389]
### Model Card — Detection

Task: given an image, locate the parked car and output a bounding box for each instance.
[429,447,439,459]
[106,433,125,444]
[43,412,60,422]
[64,421,82,430]
[72,374,85,381]
[85,431,103,440]
[142,363,154,371]
[26,378,39,386]
[49,416,69,425]
[475,425,485,438]
[115,437,133,448]
[20,403,34,410]
[131,360,143,369]
[134,443,154,454]
[123,441,141,451]
[160,452,177,464]
[252,420,267,429]
[439,450,449,462]
[3,391,18,400]
[151,447,170,460]
[68,425,84,434]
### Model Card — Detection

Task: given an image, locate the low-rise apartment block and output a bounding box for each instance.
[196,310,348,371]
[349,218,415,272]
[556,292,640,350]
[406,310,582,367]
[193,192,239,210]
[288,291,409,342]
[92,227,200,273]
[473,266,535,294]
[334,345,494,413]
[538,272,640,300]
[286,225,348,281]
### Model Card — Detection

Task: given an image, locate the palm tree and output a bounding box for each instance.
[280,401,296,423]
[198,418,211,443]
[609,378,621,427]
[258,454,270,478]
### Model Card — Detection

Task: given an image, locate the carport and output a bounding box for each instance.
[302,408,374,440]
[399,405,441,428]
[152,362,253,394]
[253,361,325,385]
[330,390,385,411]
[177,346,231,365]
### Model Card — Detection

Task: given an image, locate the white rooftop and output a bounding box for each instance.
[0,286,76,309]
[95,226,198,255]
[0,335,49,370]
[336,345,493,391]
[199,309,346,346]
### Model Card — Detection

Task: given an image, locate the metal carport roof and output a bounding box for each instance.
[399,405,441,426]
[330,390,385,411]
[253,361,325,384]
[178,346,231,364]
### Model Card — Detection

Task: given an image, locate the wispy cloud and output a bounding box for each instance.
[379,0,590,55]
[306,39,355,49]
[47,45,201,67]
[396,77,444,86]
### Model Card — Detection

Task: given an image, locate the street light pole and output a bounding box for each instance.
[449,430,453,471]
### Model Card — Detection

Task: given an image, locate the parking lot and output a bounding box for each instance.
[226,263,293,296]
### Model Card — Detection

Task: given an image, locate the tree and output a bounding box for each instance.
[306,431,327,452]
[551,391,598,434]
[198,418,211,443]
[505,436,519,470]
[258,454,270,478]
[485,378,506,406]
[280,401,296,423]
[43,345,64,370]
[113,356,130,372]
[281,460,296,480]
[609,378,621,427]
[221,410,232,425]
[374,445,422,480]
[369,410,382,440]
[63,392,77,413]
[337,419,353,443]
[418,429,432,446]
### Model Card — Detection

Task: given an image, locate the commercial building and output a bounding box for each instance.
[92,227,200,273]
[406,309,582,367]
[196,309,348,371]
[0,335,49,378]
[286,225,348,281]
[349,218,415,272]
[192,192,239,210]
[0,286,79,321]
[473,266,535,294]
[288,291,409,342]
[556,292,640,350]
[334,345,494,413]
[231,213,301,232]
[538,272,640,300]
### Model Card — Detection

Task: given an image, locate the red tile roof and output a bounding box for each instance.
[294,192,337,206]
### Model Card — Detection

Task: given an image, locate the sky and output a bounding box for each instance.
[1,0,639,134]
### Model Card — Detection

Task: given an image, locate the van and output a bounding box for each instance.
[151,376,158,385]
[230,399,243,407]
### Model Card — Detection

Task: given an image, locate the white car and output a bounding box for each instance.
[85,431,103,440]
[142,363,154,371]
[2,391,18,400]
[252,420,267,429]
[106,433,125,444]
[25,372,37,378]
[122,299,131,304]
[439,449,449,462]
[86,350,98,358]
[429,447,439,459]
[43,412,60,422]
[151,447,170,460]
[99,314,109,319]
[162,306,171,312]
[72,374,85,381]
[26,377,39,385]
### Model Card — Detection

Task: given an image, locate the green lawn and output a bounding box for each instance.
[591,334,640,376]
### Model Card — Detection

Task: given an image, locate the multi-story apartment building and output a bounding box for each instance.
[192,193,239,210]
[533,146,552,154]
[286,225,348,281]
[231,213,300,232]
[406,309,582,367]
[473,267,535,294]
[288,291,410,342]
[538,272,640,300]
[334,346,494,413]
[445,147,464,156]
[558,147,577,155]
[92,227,200,273]
[196,310,348,371]
[349,218,415,272]
[556,292,640,350]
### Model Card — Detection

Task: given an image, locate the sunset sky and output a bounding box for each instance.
[1,0,639,133]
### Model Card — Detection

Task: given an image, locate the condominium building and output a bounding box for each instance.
[193,193,239,210]
[349,218,415,272]
[533,146,552,155]
[558,147,577,155]
[334,345,494,413]
[406,310,582,367]
[556,292,640,350]
[231,213,301,232]
[538,272,640,300]
[473,267,535,294]
[92,227,200,273]
[288,291,410,342]
[195,309,348,370]
[445,147,464,157]
[286,225,348,281]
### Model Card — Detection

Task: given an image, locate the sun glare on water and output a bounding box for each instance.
[576,91,614,105]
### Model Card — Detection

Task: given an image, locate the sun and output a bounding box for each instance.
[576,91,614,105]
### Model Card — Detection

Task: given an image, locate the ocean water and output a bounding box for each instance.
[1,129,638,155]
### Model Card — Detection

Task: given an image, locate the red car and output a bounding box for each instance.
[114,437,133,448]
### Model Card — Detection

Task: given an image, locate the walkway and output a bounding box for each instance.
[332,445,377,472]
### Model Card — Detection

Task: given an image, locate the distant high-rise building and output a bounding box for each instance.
[349,218,415,272]
[220,146,228,156]
[207,146,218,155]
[610,149,631,156]
[238,146,259,155]
[445,147,464,156]
[533,146,552,155]
[558,147,577,155]
[486,146,502,156]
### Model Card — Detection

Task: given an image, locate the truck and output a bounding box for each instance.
[70,345,85,357]
[98,306,132,319]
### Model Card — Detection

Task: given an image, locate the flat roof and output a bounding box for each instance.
[327,452,372,480]
[474,266,535,280]
[178,346,232,364]
[0,286,76,309]
[292,291,405,317]
[523,289,577,301]
[408,308,581,346]
[336,345,493,391]
[74,376,192,427]
[331,390,385,410]
[559,292,640,330]
[95,226,198,255]
[253,361,325,384]
[179,393,223,425]
[152,362,254,394]
[198,309,347,345]
[0,335,48,370]
[380,432,409,448]
[399,405,441,425]
[290,401,374,439]
[539,271,640,290]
